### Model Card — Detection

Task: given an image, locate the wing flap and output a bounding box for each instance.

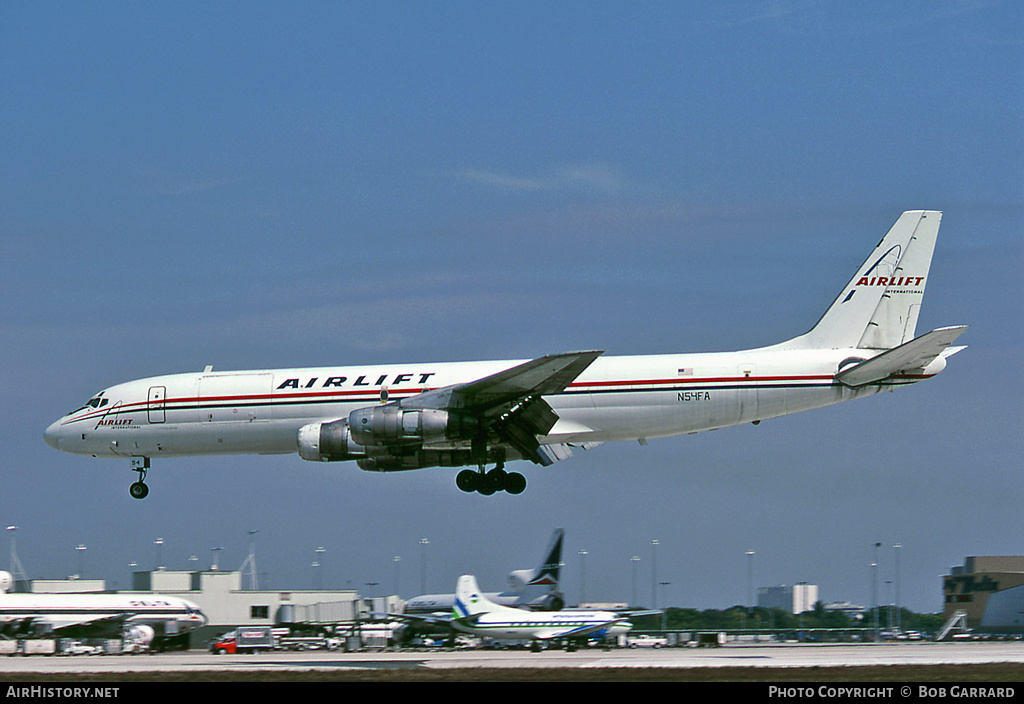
[401,351,602,465]
[458,350,603,411]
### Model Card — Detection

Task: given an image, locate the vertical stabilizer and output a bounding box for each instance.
[784,211,942,350]
[509,528,564,590]
[454,575,496,618]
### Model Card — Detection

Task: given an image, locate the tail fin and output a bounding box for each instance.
[509,528,564,590]
[784,211,942,350]
[454,575,496,619]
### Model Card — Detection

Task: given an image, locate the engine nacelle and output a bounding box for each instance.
[357,447,477,472]
[348,405,478,447]
[297,420,367,462]
[125,624,155,646]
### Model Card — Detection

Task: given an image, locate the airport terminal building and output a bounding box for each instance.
[944,556,1024,632]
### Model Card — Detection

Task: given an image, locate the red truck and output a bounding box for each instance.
[209,627,275,654]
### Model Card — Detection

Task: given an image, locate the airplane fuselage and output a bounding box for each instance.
[44,346,938,461]
[0,593,207,638]
[451,607,632,641]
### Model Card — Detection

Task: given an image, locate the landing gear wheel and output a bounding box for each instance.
[476,472,497,496]
[456,469,478,493]
[486,468,508,491]
[129,481,149,500]
[505,472,527,495]
[455,460,526,496]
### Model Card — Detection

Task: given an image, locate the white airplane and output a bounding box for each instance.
[404,528,565,615]
[0,571,207,647]
[44,210,966,498]
[450,574,631,646]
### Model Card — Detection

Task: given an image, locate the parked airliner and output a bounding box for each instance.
[45,211,966,498]
[0,571,206,647]
[450,574,631,647]
[405,528,565,614]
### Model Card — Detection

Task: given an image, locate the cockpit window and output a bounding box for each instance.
[70,393,108,415]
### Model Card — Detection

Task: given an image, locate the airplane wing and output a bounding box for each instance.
[374,611,453,627]
[401,351,603,465]
[1,613,134,639]
[533,618,632,641]
[49,614,135,638]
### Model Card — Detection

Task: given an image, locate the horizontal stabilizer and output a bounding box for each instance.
[836,326,968,387]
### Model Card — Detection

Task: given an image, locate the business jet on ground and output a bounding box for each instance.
[45,211,966,498]
[0,571,206,648]
[450,574,631,649]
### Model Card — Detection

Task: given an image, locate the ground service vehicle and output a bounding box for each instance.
[210,627,275,654]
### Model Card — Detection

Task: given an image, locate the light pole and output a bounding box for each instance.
[75,544,86,579]
[313,546,325,590]
[746,550,755,628]
[659,582,671,630]
[872,542,881,642]
[893,542,902,633]
[420,538,430,594]
[630,556,640,607]
[578,550,588,606]
[886,580,893,630]
[393,556,401,597]
[651,539,659,609]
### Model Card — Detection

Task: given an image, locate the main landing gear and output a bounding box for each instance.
[455,464,527,496]
[129,457,150,500]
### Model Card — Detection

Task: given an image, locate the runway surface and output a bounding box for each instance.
[2,642,1024,678]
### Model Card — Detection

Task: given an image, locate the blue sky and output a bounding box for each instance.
[1,2,1021,613]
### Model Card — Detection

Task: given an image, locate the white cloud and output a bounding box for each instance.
[457,165,626,194]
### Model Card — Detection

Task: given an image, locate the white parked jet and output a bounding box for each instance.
[450,574,631,646]
[404,528,565,615]
[0,571,207,647]
[45,211,966,498]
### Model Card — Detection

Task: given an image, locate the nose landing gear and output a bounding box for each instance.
[129,457,150,500]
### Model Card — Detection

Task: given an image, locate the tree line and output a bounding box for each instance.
[631,601,944,634]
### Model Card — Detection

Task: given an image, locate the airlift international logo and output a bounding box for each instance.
[276,372,437,389]
[855,276,925,288]
[95,418,133,428]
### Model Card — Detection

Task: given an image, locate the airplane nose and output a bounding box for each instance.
[44,421,61,450]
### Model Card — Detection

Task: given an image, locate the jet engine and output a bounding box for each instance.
[297,419,366,462]
[125,624,155,648]
[356,447,478,472]
[348,406,478,447]
[297,406,480,465]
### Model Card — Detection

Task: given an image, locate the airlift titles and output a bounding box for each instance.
[275,372,437,391]
[275,372,716,409]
